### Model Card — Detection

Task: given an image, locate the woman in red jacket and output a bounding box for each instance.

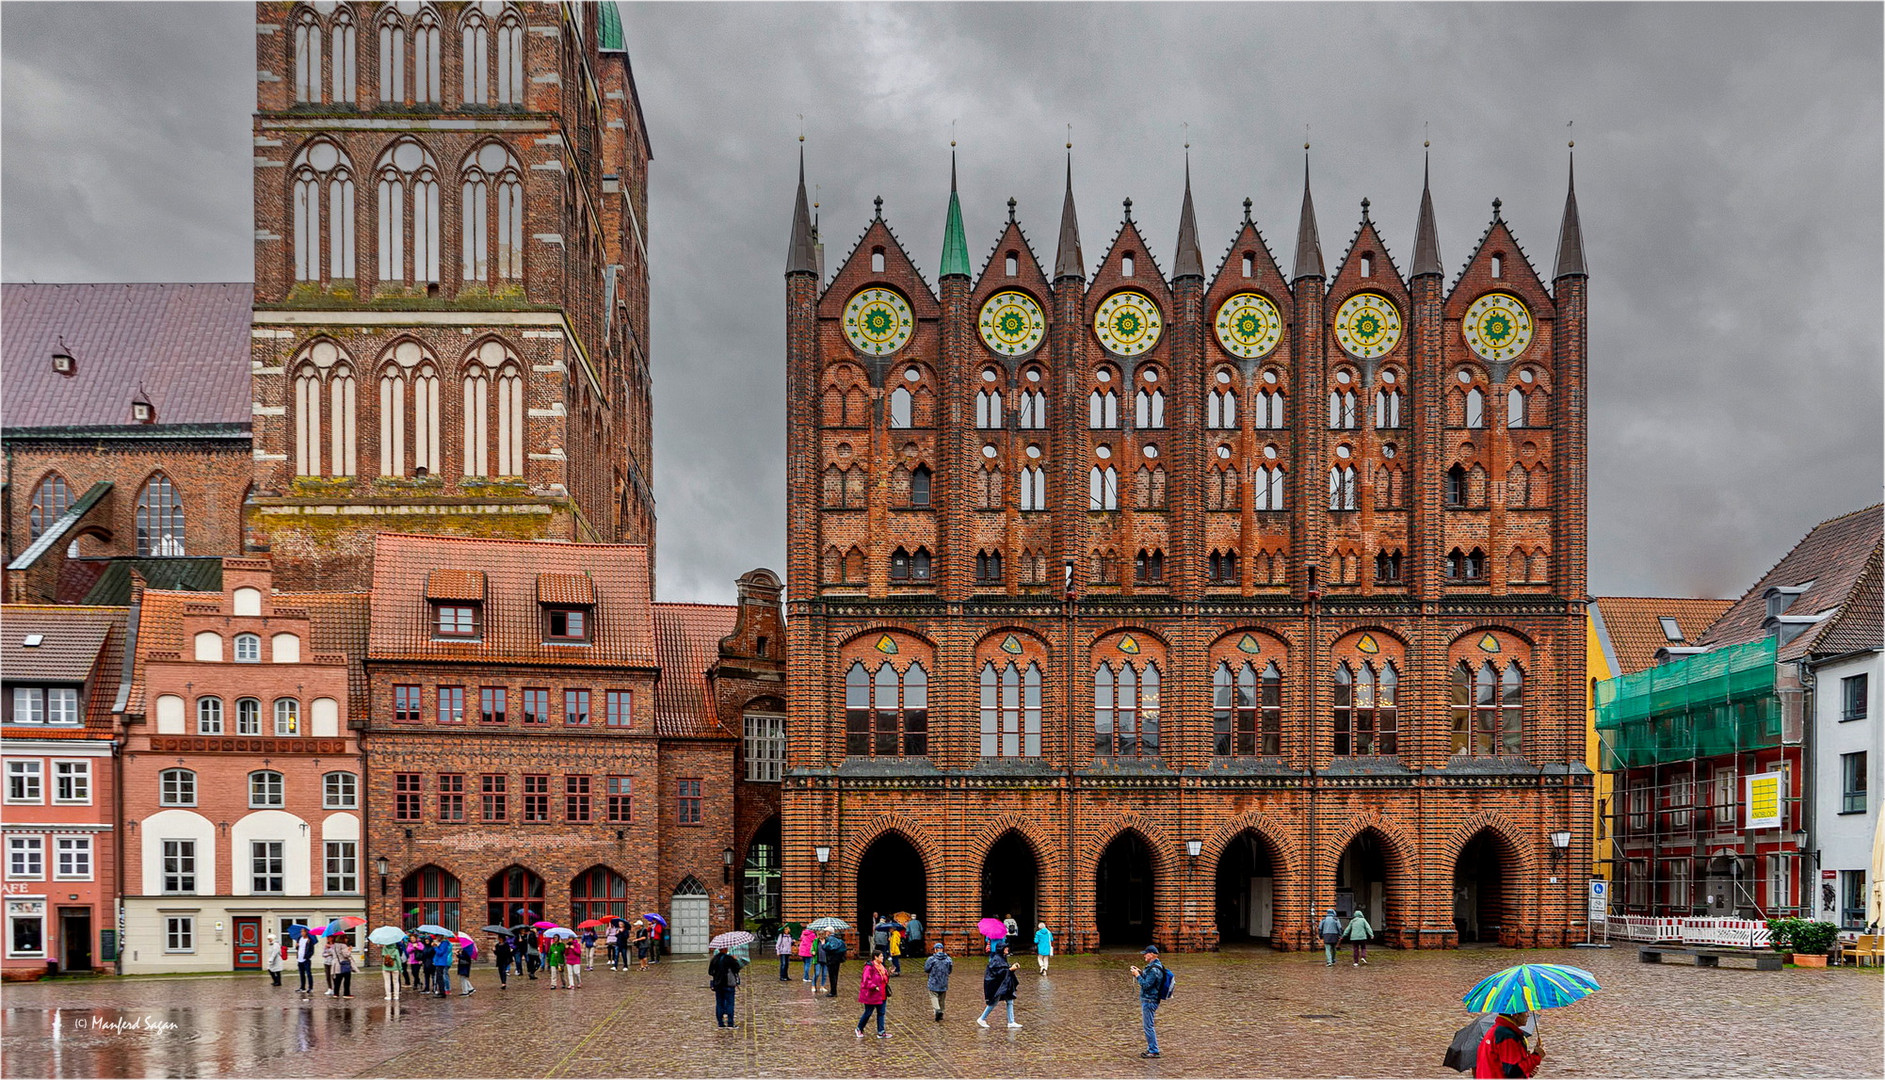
[855,953,890,1039]
[1474,1012,1543,1078]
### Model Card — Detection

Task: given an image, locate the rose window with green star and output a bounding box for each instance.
[1462,293,1534,362]
[842,287,914,354]
[978,291,1045,356]
[1093,291,1162,356]
[1214,293,1282,358]
[1333,293,1402,359]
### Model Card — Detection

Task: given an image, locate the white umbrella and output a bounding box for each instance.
[1868,811,1884,928]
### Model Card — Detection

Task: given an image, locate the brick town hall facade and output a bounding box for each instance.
[779,152,1595,950]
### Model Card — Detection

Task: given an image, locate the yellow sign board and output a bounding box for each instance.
[1745,771,1784,830]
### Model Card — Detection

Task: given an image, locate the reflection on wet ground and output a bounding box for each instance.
[4,947,1879,1077]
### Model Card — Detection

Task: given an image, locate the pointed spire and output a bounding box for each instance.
[1173,154,1204,280]
[1554,150,1587,278]
[1054,152,1084,281]
[786,145,818,276]
[1411,151,1444,278]
[1291,150,1324,281]
[940,150,971,279]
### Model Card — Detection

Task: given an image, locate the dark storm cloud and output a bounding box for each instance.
[5,3,1879,603]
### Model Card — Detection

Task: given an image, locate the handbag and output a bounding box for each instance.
[339,960,353,975]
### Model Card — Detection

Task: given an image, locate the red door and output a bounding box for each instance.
[233,917,262,969]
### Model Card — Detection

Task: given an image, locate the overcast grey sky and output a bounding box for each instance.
[4,2,1880,604]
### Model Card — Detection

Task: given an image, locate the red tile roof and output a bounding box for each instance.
[1812,548,1881,657]
[369,535,656,668]
[1593,596,1736,676]
[426,569,487,601]
[127,587,370,718]
[652,602,736,738]
[1,283,253,429]
[0,605,127,738]
[538,572,595,606]
[1697,505,1883,661]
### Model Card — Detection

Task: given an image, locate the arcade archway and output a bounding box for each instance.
[980,831,1040,938]
[1214,829,1280,944]
[1096,831,1156,947]
[1452,829,1519,944]
[855,832,926,940]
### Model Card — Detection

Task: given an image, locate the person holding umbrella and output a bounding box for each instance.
[331,935,355,1000]
[976,942,1021,1029]
[493,932,514,989]
[566,933,584,989]
[709,945,741,1028]
[546,931,568,989]
[632,920,651,969]
[1452,963,1599,1078]
[456,936,477,995]
[321,931,338,995]
[294,925,318,994]
[1473,1013,1541,1078]
[431,934,454,997]
[368,928,406,1001]
[821,928,847,997]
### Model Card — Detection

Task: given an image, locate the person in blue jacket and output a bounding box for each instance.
[431,936,454,997]
[1130,945,1167,1059]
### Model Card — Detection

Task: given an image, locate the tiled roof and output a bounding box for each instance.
[280,591,373,719]
[1592,596,1736,676]
[538,573,595,606]
[426,569,487,601]
[0,605,128,737]
[1,283,254,429]
[369,535,656,668]
[1812,549,1881,657]
[652,602,736,738]
[1697,505,1883,661]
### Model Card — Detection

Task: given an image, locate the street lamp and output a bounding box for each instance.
[1186,839,1203,859]
[723,846,735,884]
[1548,830,1572,857]
[375,855,390,896]
[814,845,831,876]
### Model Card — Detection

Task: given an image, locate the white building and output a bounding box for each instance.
[1808,556,1880,931]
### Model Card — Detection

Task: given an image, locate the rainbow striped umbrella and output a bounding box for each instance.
[1462,964,1600,1014]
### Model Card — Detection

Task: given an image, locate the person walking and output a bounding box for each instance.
[1033,922,1053,975]
[976,942,1021,1029]
[822,930,847,998]
[1004,914,1019,942]
[1318,909,1343,967]
[265,934,283,987]
[295,928,317,994]
[566,936,583,988]
[888,925,903,976]
[871,914,891,959]
[546,934,567,989]
[923,940,952,1022]
[797,923,817,981]
[1130,946,1168,1059]
[380,941,401,1001]
[777,927,796,981]
[321,935,338,995]
[494,934,514,989]
[405,939,426,993]
[1473,1011,1543,1078]
[515,929,532,979]
[332,938,355,1000]
[906,913,923,949]
[709,946,741,1028]
[431,935,454,997]
[1346,909,1374,966]
[525,930,542,980]
[457,938,476,995]
[854,952,890,1039]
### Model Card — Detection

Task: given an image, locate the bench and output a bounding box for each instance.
[1638,946,1783,970]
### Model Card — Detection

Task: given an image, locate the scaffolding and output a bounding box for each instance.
[1595,638,1806,920]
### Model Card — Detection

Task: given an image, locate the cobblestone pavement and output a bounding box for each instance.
[4,948,1879,1078]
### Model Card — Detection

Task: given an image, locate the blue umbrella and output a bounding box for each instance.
[415,923,452,936]
[285,924,311,939]
[367,926,407,946]
[1463,964,1600,1014]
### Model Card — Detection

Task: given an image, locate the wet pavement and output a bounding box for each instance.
[3,947,1879,1078]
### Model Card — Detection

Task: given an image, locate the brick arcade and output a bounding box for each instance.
[779,151,1595,952]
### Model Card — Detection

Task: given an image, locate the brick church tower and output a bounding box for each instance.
[248,2,654,590]
[781,147,1594,951]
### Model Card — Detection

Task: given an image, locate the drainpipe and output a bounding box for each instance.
[1063,560,1076,951]
[1796,658,1816,919]
[1304,564,1320,950]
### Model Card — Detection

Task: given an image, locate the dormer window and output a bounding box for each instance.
[1765,583,1812,619]
[131,399,154,424]
[426,569,487,640]
[537,573,594,644]
[545,608,589,643]
[51,350,74,376]
[1659,617,1683,642]
[434,604,480,639]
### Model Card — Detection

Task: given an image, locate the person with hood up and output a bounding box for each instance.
[265,933,283,986]
[431,935,454,997]
[1473,1011,1544,1078]
[975,942,1021,1029]
[798,924,817,981]
[1346,908,1374,966]
[709,946,741,1028]
[923,939,953,1022]
[854,951,891,1039]
[1033,922,1054,975]
[1318,909,1343,966]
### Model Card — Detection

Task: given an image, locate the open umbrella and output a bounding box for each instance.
[543,927,577,939]
[514,908,538,919]
[367,926,407,946]
[533,921,559,930]
[1442,1014,1497,1072]
[893,911,913,924]
[642,913,668,928]
[708,930,754,950]
[977,917,1008,941]
[808,917,848,931]
[415,924,452,936]
[335,915,367,928]
[481,924,514,936]
[576,919,607,930]
[285,924,311,939]
[509,924,535,935]
[1463,964,1600,1014]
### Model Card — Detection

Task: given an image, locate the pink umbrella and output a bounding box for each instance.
[533,921,558,930]
[977,917,1008,940]
[455,934,474,946]
[336,916,367,928]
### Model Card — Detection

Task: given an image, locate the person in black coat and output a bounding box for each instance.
[708,947,740,1028]
[975,943,1021,1029]
[820,931,847,998]
[494,935,514,988]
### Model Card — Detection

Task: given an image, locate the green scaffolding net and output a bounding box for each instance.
[1595,637,1780,770]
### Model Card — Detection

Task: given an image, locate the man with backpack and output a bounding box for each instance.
[820,930,848,997]
[1129,945,1171,1059]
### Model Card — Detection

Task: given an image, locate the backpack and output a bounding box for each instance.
[826,936,848,962]
[1156,963,1176,1001]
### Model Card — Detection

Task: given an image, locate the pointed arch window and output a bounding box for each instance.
[412,7,441,103]
[1017,387,1047,428]
[461,7,490,104]
[1335,660,1398,755]
[908,465,932,508]
[496,363,523,476]
[378,9,406,102]
[1091,548,1120,585]
[1375,549,1403,584]
[1088,389,1118,429]
[328,6,357,104]
[1328,465,1357,510]
[979,661,1042,757]
[1094,660,1159,758]
[462,362,490,477]
[1208,388,1237,429]
[291,141,355,282]
[1133,548,1165,585]
[1019,466,1046,511]
[27,474,71,540]
[1252,465,1285,511]
[1446,464,1468,508]
[377,140,440,284]
[1213,660,1281,756]
[1376,387,1403,428]
[136,473,185,556]
[1135,388,1165,428]
[844,660,927,757]
[378,366,407,477]
[1465,387,1486,429]
[495,9,525,105]
[1089,465,1118,510]
[293,9,322,103]
[888,387,913,428]
[1450,659,1520,755]
[411,362,441,475]
[976,389,1002,429]
[1329,388,1358,429]
[974,549,1003,584]
[1207,549,1239,584]
[462,143,524,283]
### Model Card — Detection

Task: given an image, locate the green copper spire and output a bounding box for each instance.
[940,150,971,280]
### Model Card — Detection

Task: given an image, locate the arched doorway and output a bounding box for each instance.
[1705,855,1752,917]
[486,865,544,928]
[980,831,1040,939]
[1214,830,1279,944]
[855,832,927,942]
[1096,831,1156,947]
[670,876,710,953]
[1335,831,1389,933]
[570,866,628,925]
[1452,830,1516,944]
[742,817,782,938]
[401,865,460,929]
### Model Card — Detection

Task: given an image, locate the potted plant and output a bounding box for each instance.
[1766,916,1799,964]
[1787,920,1841,967]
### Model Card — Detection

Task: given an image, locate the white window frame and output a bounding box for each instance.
[249,770,285,808]
[52,760,91,805]
[165,915,195,953]
[197,696,224,734]
[160,768,197,807]
[251,840,285,894]
[7,836,44,880]
[324,839,358,894]
[274,698,300,736]
[743,713,785,783]
[54,836,92,881]
[6,760,43,804]
[323,771,358,809]
[234,633,261,663]
[8,907,46,958]
[162,839,197,894]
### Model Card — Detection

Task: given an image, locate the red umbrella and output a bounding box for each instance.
[336,916,367,928]
[576,919,606,930]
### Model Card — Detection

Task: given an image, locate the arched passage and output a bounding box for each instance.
[1214,829,1281,944]
[1453,829,1520,944]
[855,832,926,942]
[1096,831,1156,947]
[486,865,544,927]
[741,816,782,938]
[1335,830,1390,932]
[980,831,1040,940]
